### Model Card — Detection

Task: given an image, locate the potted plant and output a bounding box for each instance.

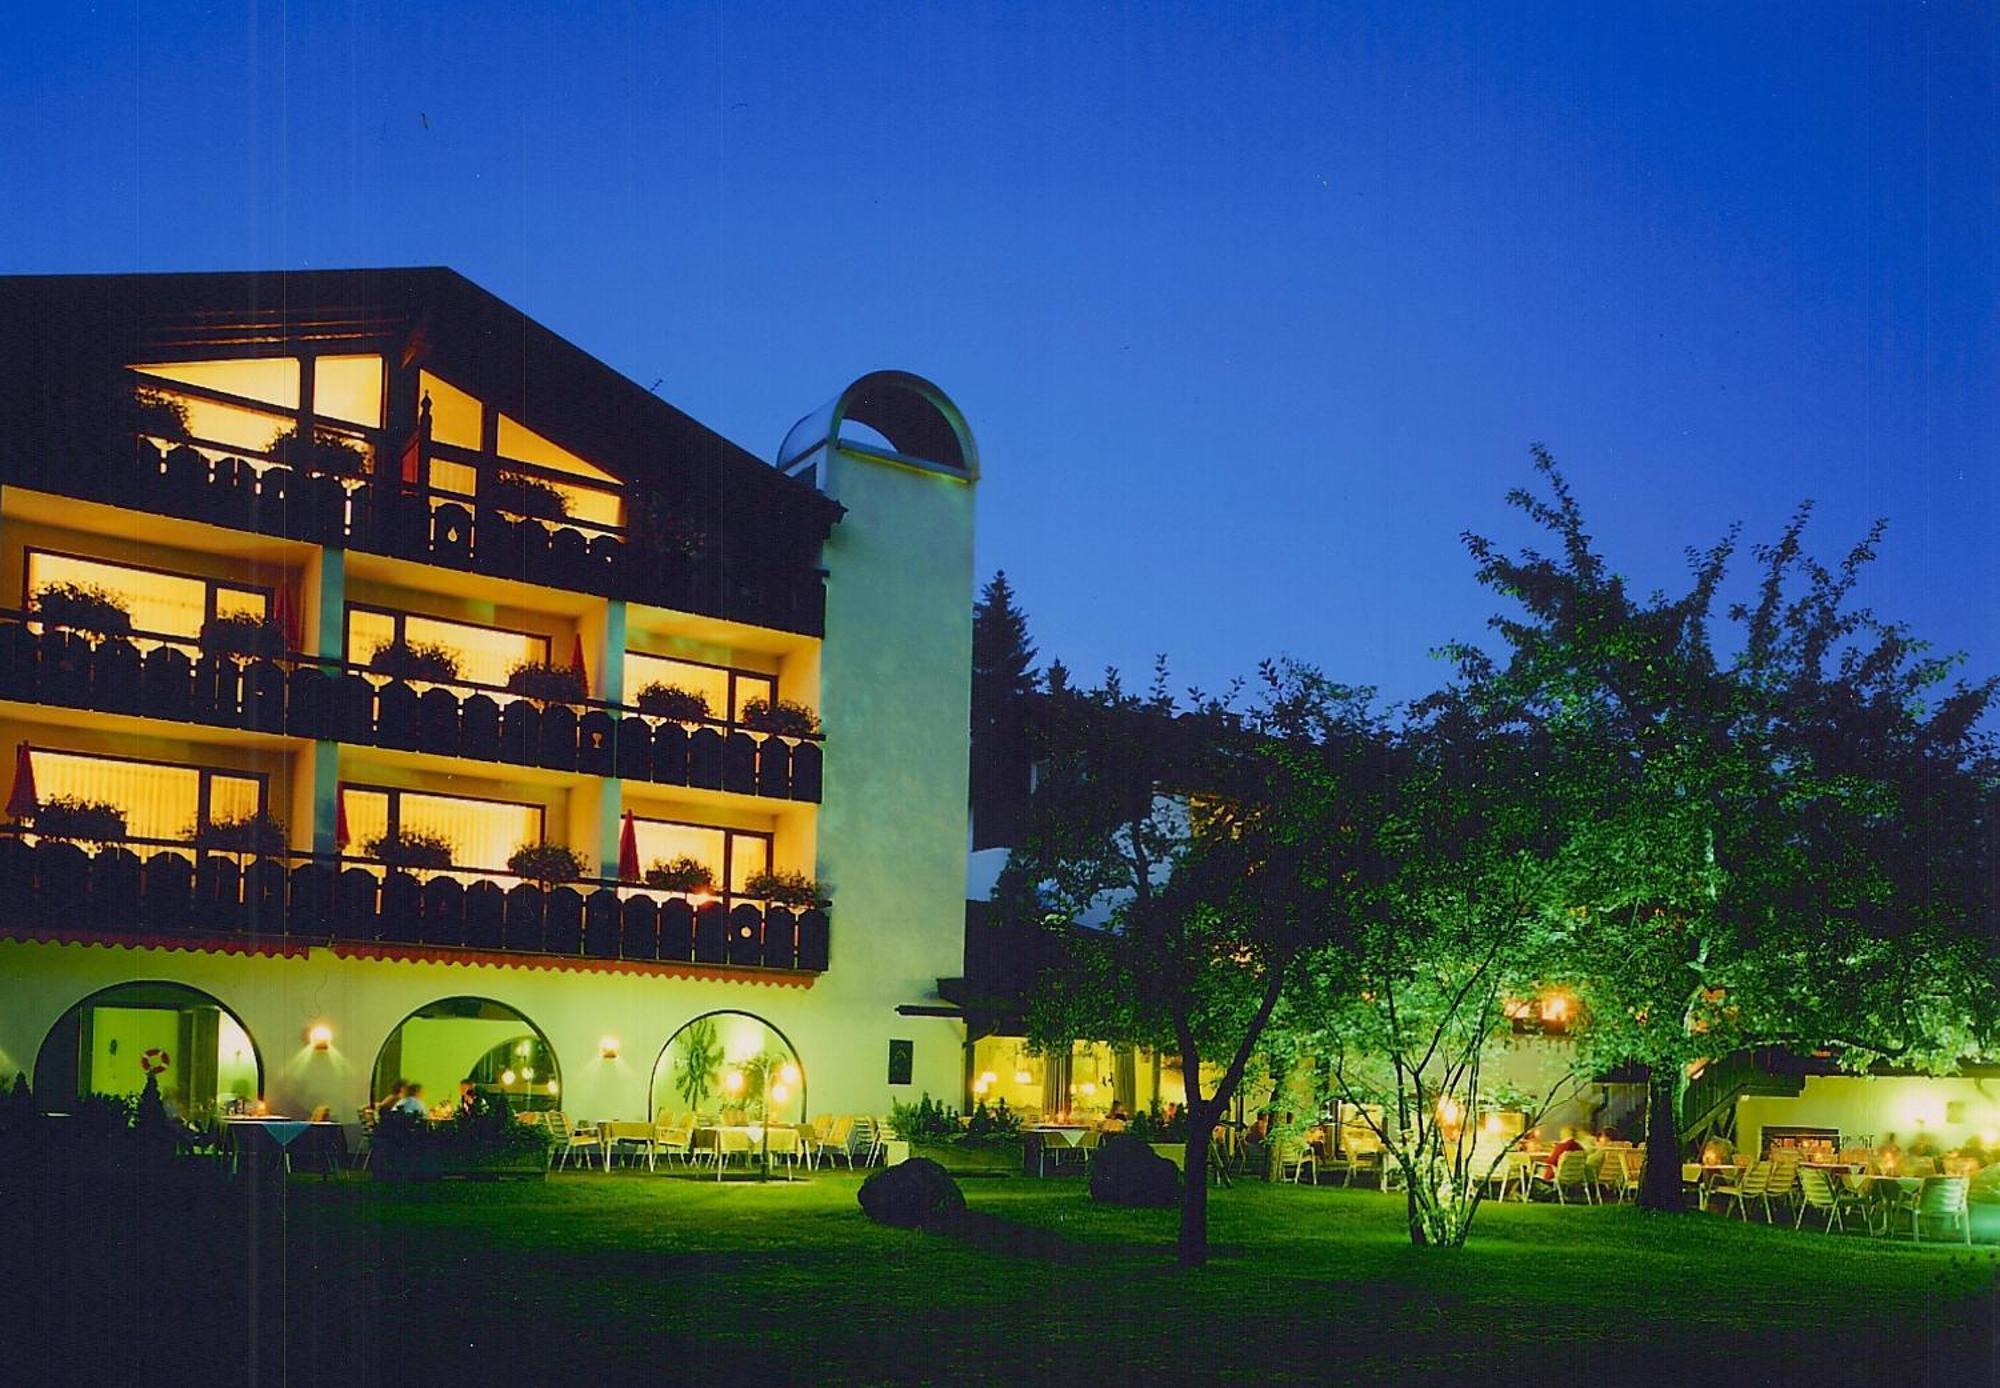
[507,841,587,888]
[369,639,462,683]
[643,855,715,895]
[633,683,711,722]
[487,472,570,521]
[269,425,369,476]
[743,869,827,909]
[128,388,190,440]
[188,811,287,856]
[198,612,287,659]
[363,829,454,871]
[32,797,128,843]
[505,659,587,704]
[33,582,133,636]
[739,697,818,737]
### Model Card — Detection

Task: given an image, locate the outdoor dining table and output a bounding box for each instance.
[1024,1126,1088,1177]
[599,1120,656,1170]
[691,1124,795,1178]
[225,1118,346,1177]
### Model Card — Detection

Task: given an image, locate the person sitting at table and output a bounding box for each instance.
[372,1081,407,1116]
[1541,1126,1585,1178]
[1100,1101,1129,1133]
[1875,1132,1903,1172]
[1908,1130,1942,1160]
[392,1082,427,1117]
[457,1080,479,1116]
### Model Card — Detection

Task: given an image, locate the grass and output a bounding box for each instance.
[3,1165,1995,1386]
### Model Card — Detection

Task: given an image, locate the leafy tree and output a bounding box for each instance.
[1280,684,1578,1247]
[998,659,1389,1266]
[971,571,1038,847]
[1456,451,1999,1210]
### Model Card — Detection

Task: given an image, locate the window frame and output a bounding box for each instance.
[22,546,272,642]
[337,781,548,867]
[343,602,552,682]
[627,811,773,896]
[127,351,388,467]
[28,745,269,843]
[624,649,777,724]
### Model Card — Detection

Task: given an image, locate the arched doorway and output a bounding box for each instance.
[650,1010,805,1126]
[35,980,262,1118]
[372,997,561,1115]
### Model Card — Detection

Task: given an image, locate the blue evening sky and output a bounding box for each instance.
[2,3,1992,708]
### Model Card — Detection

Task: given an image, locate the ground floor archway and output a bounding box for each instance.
[650,1010,805,1126]
[34,980,262,1118]
[371,997,561,1116]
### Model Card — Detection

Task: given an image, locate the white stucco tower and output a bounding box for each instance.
[778,373,978,1106]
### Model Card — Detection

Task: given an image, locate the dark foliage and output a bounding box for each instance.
[634,682,711,721]
[739,697,818,736]
[506,660,588,704]
[507,842,587,887]
[199,612,287,658]
[857,1157,965,1229]
[644,855,714,893]
[488,472,570,520]
[1088,1134,1181,1207]
[370,638,462,683]
[744,869,826,907]
[189,812,287,855]
[364,829,455,871]
[33,796,127,842]
[33,582,132,635]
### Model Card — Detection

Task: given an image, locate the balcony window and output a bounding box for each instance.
[29,747,265,844]
[345,605,549,689]
[624,653,775,724]
[417,371,624,530]
[128,353,383,472]
[25,549,269,645]
[627,815,770,894]
[339,784,544,875]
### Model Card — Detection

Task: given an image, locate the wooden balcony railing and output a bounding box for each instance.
[4,434,827,637]
[0,831,829,973]
[0,614,822,802]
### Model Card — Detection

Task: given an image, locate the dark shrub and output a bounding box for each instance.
[505,660,587,704]
[188,812,287,855]
[634,682,710,721]
[270,425,368,475]
[364,829,454,871]
[739,697,818,737]
[33,796,127,842]
[488,472,570,520]
[644,855,714,893]
[743,868,826,908]
[199,612,287,658]
[33,582,132,635]
[1088,1134,1181,1208]
[507,842,587,887]
[857,1157,965,1230]
[129,388,190,439]
[369,639,462,683]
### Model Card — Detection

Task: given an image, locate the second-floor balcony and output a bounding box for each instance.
[0,613,823,802]
[0,830,829,974]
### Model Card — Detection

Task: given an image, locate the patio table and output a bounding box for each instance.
[600,1120,656,1170]
[1024,1126,1089,1177]
[225,1118,346,1177]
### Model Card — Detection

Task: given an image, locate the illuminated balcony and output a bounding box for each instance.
[3,434,828,638]
[0,612,822,803]
[0,830,830,974]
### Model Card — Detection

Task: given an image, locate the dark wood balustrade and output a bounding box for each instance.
[0,833,829,973]
[6,437,827,637]
[0,616,822,803]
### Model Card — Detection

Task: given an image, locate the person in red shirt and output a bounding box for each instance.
[1542,1126,1585,1178]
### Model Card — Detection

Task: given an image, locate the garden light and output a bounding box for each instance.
[547,1080,559,1095]
[979,1070,997,1086]
[771,1083,790,1104]
[780,1062,800,1087]
[501,1069,517,1086]
[306,1023,332,1051]
[724,1069,745,1096]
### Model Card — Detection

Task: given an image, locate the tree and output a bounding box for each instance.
[1456,451,1999,1210]
[971,571,1038,848]
[1280,683,1580,1247]
[997,659,1390,1266]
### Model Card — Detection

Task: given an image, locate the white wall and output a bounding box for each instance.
[1738,1074,2000,1156]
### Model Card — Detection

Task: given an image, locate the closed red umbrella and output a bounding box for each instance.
[617,811,640,882]
[5,743,36,822]
[569,635,589,697]
[334,788,350,851]
[271,584,300,652]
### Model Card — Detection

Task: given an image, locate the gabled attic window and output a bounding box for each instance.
[417,371,624,532]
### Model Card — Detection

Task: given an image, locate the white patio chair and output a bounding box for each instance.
[1909,1176,1971,1244]
[714,1126,755,1180]
[1276,1136,1317,1185]
[1528,1149,1597,1204]
[546,1112,605,1171]
[1794,1165,1864,1234]
[650,1116,694,1171]
[1712,1160,1772,1219]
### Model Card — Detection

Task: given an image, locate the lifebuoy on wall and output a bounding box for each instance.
[140,1047,170,1075]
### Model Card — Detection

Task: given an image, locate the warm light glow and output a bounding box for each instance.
[599,1036,620,1060]
[1015,1070,1033,1085]
[723,1069,745,1096]
[1539,993,1571,1023]
[522,1067,535,1082]
[978,1070,997,1087]
[306,1023,333,1051]
[770,1083,790,1104]
[501,1069,517,1086]
[779,1062,801,1087]
[547,1080,559,1095]
[515,1040,533,1057]
[1437,1097,1462,1126]
[973,1079,990,1096]
[1982,1129,1998,1148]
[1078,1082,1096,1097]
[1483,1113,1502,1134]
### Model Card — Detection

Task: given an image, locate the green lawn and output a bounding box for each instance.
[5,1166,1996,1385]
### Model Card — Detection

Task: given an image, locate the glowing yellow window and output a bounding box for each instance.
[313,355,384,428]
[630,820,725,887]
[28,751,262,843]
[24,552,267,642]
[420,371,483,450]
[496,415,618,484]
[395,792,542,874]
[133,358,301,411]
[626,654,728,721]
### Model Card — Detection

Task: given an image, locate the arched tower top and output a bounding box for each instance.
[777,371,978,483]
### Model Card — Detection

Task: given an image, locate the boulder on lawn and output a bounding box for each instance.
[857,1156,966,1229]
[1089,1134,1180,1208]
